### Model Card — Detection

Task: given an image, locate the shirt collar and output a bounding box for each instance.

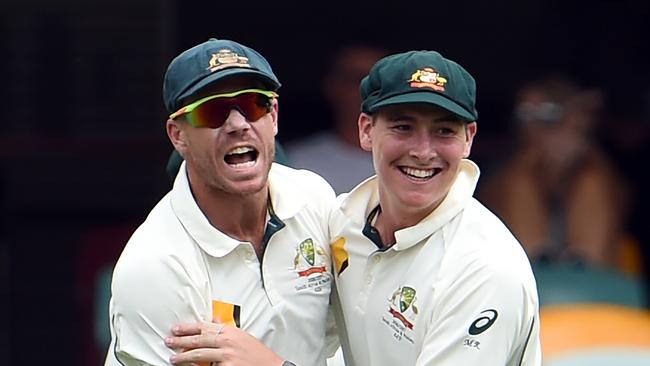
[267,163,308,220]
[341,159,481,251]
[170,162,297,257]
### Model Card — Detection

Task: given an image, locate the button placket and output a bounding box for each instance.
[246,246,255,260]
[237,244,258,268]
[357,253,380,309]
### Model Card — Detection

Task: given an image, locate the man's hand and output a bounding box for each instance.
[165,321,284,366]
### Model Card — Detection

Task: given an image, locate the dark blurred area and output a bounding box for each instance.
[2,0,649,365]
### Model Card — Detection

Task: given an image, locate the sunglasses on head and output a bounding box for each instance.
[170,89,278,129]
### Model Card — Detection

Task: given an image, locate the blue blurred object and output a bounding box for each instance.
[547,348,650,366]
[533,261,646,308]
[94,264,113,353]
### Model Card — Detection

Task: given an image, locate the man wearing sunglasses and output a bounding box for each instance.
[105,38,337,366]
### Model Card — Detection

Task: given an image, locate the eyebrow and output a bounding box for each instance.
[433,113,461,123]
[386,112,460,123]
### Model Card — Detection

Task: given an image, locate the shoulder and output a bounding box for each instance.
[444,199,538,293]
[112,232,202,300]
[110,217,210,340]
[328,178,377,234]
[459,199,526,254]
[111,201,207,302]
[107,187,211,364]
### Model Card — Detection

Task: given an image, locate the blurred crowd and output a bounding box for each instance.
[480,76,631,267]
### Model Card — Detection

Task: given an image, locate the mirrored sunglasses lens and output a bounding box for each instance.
[236,94,272,121]
[189,93,271,128]
[189,99,230,128]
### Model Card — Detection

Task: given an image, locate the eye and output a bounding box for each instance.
[392,124,412,131]
[255,95,273,108]
[437,127,456,135]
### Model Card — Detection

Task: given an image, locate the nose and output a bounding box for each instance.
[408,130,437,162]
[221,108,251,134]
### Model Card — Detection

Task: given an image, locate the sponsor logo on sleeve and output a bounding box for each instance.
[469,309,498,335]
[462,309,498,350]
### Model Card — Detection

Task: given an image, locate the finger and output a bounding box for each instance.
[213,322,225,335]
[197,322,225,337]
[166,332,223,350]
[171,322,204,336]
[170,347,226,365]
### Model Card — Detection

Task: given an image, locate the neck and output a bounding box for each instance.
[374,195,437,248]
[192,181,269,252]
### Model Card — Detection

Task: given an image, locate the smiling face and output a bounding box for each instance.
[359,103,476,218]
[166,75,278,197]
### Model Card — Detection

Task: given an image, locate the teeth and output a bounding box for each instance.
[230,160,256,168]
[227,146,254,155]
[403,167,434,178]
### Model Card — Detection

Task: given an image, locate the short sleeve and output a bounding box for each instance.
[105,250,210,366]
[415,266,540,366]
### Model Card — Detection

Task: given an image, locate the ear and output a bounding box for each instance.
[166,119,188,156]
[463,122,478,158]
[358,113,374,152]
[270,100,279,137]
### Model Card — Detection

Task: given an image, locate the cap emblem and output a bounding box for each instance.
[408,67,447,92]
[207,49,251,72]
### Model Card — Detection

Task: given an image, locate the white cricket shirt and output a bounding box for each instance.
[329,160,541,366]
[105,162,336,366]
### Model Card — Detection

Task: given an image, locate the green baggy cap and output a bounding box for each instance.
[360,50,478,121]
[163,38,281,114]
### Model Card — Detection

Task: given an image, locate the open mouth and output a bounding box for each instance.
[224,146,259,168]
[399,166,442,180]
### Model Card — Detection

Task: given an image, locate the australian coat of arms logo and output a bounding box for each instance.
[409,67,447,91]
[388,286,420,330]
[207,49,251,72]
[293,238,327,277]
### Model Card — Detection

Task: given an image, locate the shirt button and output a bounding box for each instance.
[365,275,372,285]
[241,246,255,260]
[373,256,381,263]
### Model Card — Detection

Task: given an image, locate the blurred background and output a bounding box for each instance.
[2,0,649,365]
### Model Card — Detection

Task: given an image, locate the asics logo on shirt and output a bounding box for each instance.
[468,309,498,335]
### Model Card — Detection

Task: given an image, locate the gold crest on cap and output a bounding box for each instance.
[207,49,251,72]
[409,67,447,92]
